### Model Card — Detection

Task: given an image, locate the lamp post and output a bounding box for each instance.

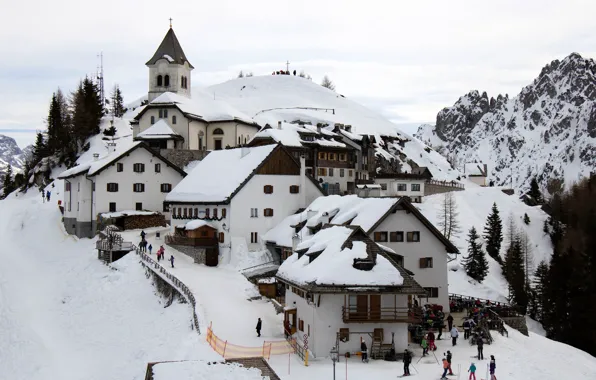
[330,345,339,380]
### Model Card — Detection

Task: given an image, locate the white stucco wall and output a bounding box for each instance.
[317,167,355,193]
[205,122,258,151]
[376,178,425,201]
[148,60,192,102]
[91,148,185,217]
[63,176,83,220]
[468,176,487,187]
[285,290,409,358]
[229,174,323,251]
[136,107,188,148]
[370,210,450,310]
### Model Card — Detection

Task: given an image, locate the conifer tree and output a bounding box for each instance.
[71,77,103,147]
[321,75,336,91]
[32,132,48,164]
[2,165,14,198]
[111,85,125,118]
[503,236,528,313]
[531,261,549,322]
[437,192,461,241]
[483,202,503,263]
[238,70,244,78]
[528,176,542,203]
[463,227,489,283]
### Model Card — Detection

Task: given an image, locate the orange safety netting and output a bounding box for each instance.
[206,325,295,359]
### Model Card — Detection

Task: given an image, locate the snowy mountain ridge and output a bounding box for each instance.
[0,135,32,186]
[415,52,596,193]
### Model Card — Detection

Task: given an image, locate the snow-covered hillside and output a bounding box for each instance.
[416,53,596,192]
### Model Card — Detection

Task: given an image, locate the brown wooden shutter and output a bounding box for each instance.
[407,232,413,242]
[222,208,226,218]
[390,232,397,242]
[419,258,426,268]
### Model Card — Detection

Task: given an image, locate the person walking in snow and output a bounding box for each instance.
[468,363,477,380]
[489,355,496,380]
[403,349,412,376]
[447,314,454,331]
[441,358,449,379]
[46,190,51,202]
[148,244,153,254]
[476,335,484,360]
[428,330,436,351]
[446,350,454,375]
[140,230,146,240]
[450,326,459,346]
[169,254,174,268]
[360,338,368,362]
[256,317,262,337]
[42,190,45,203]
[421,335,428,356]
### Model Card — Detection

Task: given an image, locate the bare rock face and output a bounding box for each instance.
[415,53,596,193]
[0,135,30,188]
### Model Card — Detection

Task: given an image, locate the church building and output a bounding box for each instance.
[131,25,260,152]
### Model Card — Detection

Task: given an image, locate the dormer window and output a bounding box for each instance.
[157,75,163,86]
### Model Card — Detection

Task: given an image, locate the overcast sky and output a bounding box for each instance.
[1,0,595,148]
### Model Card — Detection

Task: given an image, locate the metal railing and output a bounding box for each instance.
[342,307,421,323]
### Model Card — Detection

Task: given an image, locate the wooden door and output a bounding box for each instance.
[357,295,368,320]
[214,139,222,150]
[370,295,381,320]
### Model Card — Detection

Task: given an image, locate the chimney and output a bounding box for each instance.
[345,124,352,133]
[241,147,250,158]
[292,233,301,252]
[93,153,99,161]
[321,211,331,225]
[316,123,322,134]
[306,209,317,221]
[278,121,282,130]
[300,154,306,208]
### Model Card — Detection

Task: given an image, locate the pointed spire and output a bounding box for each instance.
[146,27,194,69]
[169,17,173,29]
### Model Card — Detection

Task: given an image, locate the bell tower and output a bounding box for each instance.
[146,20,194,102]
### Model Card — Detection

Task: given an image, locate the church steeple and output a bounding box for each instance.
[146,25,193,102]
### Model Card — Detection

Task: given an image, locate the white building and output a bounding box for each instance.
[57,142,187,238]
[164,144,325,254]
[357,173,427,202]
[264,195,459,310]
[464,163,488,187]
[132,27,260,151]
[276,225,426,359]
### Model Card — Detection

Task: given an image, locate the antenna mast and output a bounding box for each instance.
[97,52,105,108]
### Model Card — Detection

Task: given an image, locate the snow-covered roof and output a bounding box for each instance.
[148,91,257,126]
[263,195,398,247]
[251,122,347,148]
[136,119,181,139]
[99,210,158,218]
[184,220,215,230]
[151,360,267,380]
[277,226,404,287]
[464,163,487,176]
[165,144,278,203]
[356,184,381,189]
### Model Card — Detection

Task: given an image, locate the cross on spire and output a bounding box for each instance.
[286,60,290,72]
[169,18,173,28]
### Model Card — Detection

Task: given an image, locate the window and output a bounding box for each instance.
[164,75,170,87]
[339,153,347,161]
[390,231,404,242]
[317,168,327,176]
[264,208,274,217]
[374,231,388,242]
[308,324,310,337]
[218,232,224,243]
[212,128,224,135]
[194,208,198,217]
[160,183,172,192]
[397,183,407,191]
[250,208,258,218]
[318,152,327,160]
[348,170,353,177]
[65,182,71,191]
[411,183,421,192]
[163,109,168,118]
[420,257,433,268]
[77,182,80,192]
[263,185,273,194]
[289,185,300,194]
[213,208,218,218]
[157,75,163,86]
[136,202,143,211]
[328,168,334,177]
[155,163,161,173]
[340,169,345,177]
[163,203,169,212]
[117,163,123,172]
[250,232,258,243]
[198,137,203,150]
[109,202,116,212]
[133,163,145,173]
[328,153,337,160]
[159,109,163,118]
[92,182,95,192]
[106,183,118,192]
[380,183,388,190]
[205,209,210,218]
[222,208,227,218]
[299,319,304,332]
[424,287,439,298]
[150,116,155,124]
[184,208,188,217]
[181,76,184,87]
[407,231,420,242]
[133,183,145,192]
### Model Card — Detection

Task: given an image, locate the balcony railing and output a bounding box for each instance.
[342,306,422,323]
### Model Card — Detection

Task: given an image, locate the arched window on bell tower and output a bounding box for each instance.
[157,75,163,86]
[164,75,170,87]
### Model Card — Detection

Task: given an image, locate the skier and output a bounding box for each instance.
[256,317,262,337]
[169,254,175,268]
[441,358,449,379]
[446,351,454,375]
[402,349,412,376]
[477,335,484,360]
[42,191,45,203]
[46,190,51,202]
[421,335,428,356]
[450,326,459,346]
[360,338,368,362]
[489,355,496,380]
[438,322,444,340]
[148,244,153,254]
[447,314,454,331]
[468,363,477,380]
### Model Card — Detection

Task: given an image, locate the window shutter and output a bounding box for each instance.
[222,208,227,218]
[407,232,413,242]
[419,258,426,268]
[390,232,397,242]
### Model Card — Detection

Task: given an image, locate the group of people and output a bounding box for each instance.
[463,356,496,380]
[139,230,174,268]
[41,189,51,202]
[272,69,297,76]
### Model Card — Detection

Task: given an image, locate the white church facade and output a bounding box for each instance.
[131,27,260,152]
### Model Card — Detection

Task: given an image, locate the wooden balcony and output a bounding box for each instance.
[342,306,422,323]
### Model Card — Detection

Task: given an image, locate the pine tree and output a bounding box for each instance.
[483,202,503,263]
[71,77,103,148]
[523,213,530,225]
[238,70,244,78]
[528,177,542,203]
[32,132,48,164]
[463,227,489,283]
[111,85,125,118]
[436,192,461,241]
[321,75,335,91]
[2,165,14,198]
[532,261,549,322]
[503,236,528,313]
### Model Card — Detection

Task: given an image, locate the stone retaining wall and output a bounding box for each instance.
[501,316,529,336]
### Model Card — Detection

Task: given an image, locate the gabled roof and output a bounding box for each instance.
[57,142,187,179]
[248,122,350,149]
[146,28,194,68]
[165,143,325,204]
[136,119,183,140]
